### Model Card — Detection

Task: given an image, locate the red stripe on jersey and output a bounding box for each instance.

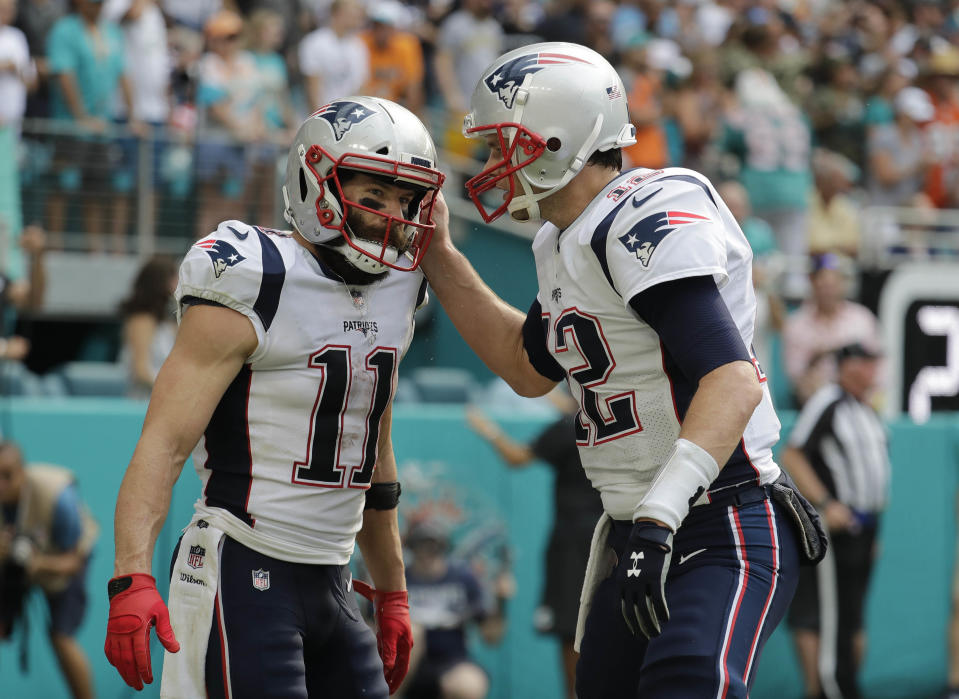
[666,211,709,220]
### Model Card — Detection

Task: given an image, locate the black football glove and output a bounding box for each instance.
[617,522,673,638]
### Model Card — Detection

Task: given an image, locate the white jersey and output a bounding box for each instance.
[531,168,781,520]
[175,221,425,564]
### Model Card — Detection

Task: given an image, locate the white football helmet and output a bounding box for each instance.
[463,42,636,222]
[282,96,445,273]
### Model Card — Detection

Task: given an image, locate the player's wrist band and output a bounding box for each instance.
[365,481,402,510]
[633,438,719,532]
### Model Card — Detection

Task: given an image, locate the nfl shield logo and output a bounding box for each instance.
[252,569,270,591]
[187,545,205,569]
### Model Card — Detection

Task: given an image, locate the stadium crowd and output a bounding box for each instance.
[0,3,955,698]
[0,0,956,264]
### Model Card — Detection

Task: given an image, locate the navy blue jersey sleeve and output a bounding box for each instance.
[522,299,565,382]
[629,275,750,383]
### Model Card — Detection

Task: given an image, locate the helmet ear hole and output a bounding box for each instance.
[546,137,562,152]
[376,146,389,155]
[299,167,308,202]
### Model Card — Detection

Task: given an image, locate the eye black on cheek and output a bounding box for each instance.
[358,197,385,211]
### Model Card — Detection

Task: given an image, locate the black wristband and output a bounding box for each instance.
[107,576,133,600]
[365,481,402,510]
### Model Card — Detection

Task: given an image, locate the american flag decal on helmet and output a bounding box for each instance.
[606,85,622,100]
[485,52,592,109]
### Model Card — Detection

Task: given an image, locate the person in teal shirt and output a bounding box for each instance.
[44,0,142,253]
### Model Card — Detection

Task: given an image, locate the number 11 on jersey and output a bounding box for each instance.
[293,345,397,488]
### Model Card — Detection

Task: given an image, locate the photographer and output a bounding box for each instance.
[0,440,98,699]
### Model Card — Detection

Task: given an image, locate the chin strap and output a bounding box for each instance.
[508,114,605,222]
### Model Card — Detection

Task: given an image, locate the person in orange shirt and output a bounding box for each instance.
[360,1,425,118]
[920,48,959,208]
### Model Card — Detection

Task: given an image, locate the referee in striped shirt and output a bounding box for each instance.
[782,342,889,699]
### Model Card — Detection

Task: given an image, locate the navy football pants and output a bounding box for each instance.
[576,491,800,699]
[172,536,387,698]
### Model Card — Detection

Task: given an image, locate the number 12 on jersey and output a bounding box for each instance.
[293,345,397,488]
[549,309,643,446]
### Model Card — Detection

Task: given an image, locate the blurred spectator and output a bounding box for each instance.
[248,7,293,225]
[360,0,425,116]
[466,391,602,699]
[495,0,543,53]
[653,0,712,55]
[434,0,501,150]
[619,36,670,171]
[194,9,265,237]
[808,148,862,259]
[102,0,171,235]
[782,343,889,699]
[0,0,37,280]
[298,0,368,112]
[0,225,46,374]
[16,0,65,119]
[401,518,510,699]
[862,60,916,132]
[44,0,144,253]
[583,0,614,60]
[101,0,169,127]
[719,67,812,299]
[535,0,587,46]
[866,85,936,208]
[782,253,882,407]
[718,180,785,374]
[0,440,99,699]
[919,47,959,209]
[719,8,809,103]
[161,0,220,32]
[805,56,867,169]
[117,255,177,398]
[671,49,724,175]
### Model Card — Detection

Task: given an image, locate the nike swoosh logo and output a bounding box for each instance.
[227,225,248,240]
[632,188,661,209]
[678,548,707,565]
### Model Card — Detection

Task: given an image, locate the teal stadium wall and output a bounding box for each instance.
[0,398,956,699]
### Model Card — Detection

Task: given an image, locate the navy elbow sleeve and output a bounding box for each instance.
[629,276,750,382]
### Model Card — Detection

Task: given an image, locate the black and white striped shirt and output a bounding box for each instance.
[788,383,890,513]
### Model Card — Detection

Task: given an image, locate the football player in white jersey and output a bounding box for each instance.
[104,97,445,698]
[421,43,826,698]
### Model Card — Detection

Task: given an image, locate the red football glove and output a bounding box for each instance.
[354,579,413,695]
[104,573,180,690]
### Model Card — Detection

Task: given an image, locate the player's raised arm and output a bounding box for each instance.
[420,191,558,398]
[106,303,256,690]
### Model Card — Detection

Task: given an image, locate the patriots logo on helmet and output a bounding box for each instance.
[618,206,709,267]
[484,52,590,109]
[315,101,376,141]
[194,238,247,278]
